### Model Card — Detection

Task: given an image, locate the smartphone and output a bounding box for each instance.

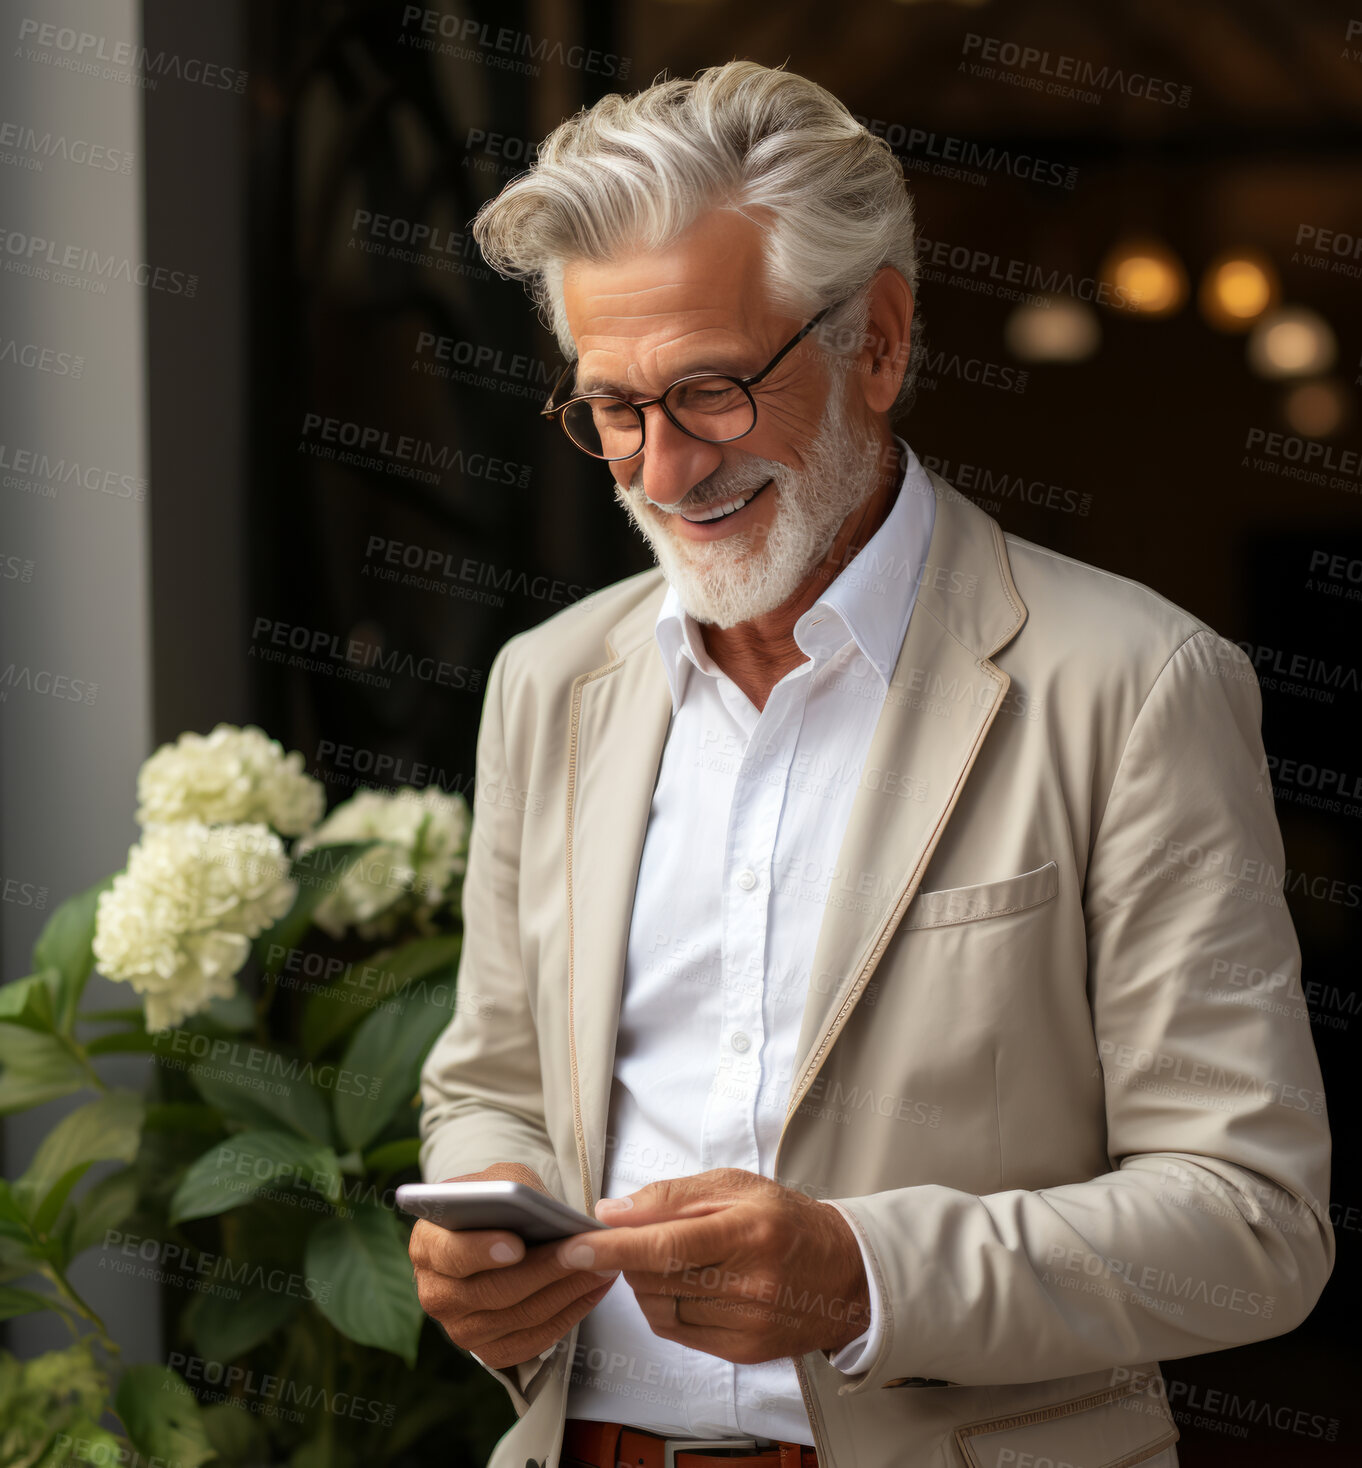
[395,1180,609,1244]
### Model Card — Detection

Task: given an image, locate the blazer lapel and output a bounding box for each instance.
[564,583,672,1210]
[783,476,1028,1129]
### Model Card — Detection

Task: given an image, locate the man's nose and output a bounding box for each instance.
[617,402,723,507]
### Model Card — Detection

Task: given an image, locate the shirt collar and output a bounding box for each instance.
[653,435,937,711]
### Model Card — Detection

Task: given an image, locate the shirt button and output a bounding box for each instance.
[731,1031,751,1053]
[736,868,757,891]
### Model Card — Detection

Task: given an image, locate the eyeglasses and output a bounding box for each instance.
[539,298,847,461]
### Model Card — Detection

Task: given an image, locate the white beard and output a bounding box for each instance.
[612,367,888,629]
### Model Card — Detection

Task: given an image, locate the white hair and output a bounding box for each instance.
[470,59,924,417]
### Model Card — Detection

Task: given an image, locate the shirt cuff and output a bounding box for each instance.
[471,1343,556,1373]
[823,1200,885,1374]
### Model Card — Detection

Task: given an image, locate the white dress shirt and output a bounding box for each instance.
[564,437,936,1445]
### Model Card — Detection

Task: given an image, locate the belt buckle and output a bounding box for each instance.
[661,1438,760,1468]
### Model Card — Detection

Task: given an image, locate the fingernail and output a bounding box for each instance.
[489,1241,518,1264]
[595,1196,633,1215]
[563,1243,595,1269]
[594,1268,620,1280]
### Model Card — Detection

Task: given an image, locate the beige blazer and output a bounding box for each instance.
[419,472,1334,1468]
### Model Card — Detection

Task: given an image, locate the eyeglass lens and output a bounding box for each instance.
[561,376,757,459]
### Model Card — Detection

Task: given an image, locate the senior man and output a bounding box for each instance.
[412,60,1333,1468]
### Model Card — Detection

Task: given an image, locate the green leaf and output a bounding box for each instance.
[201,1400,268,1464]
[254,840,382,968]
[84,1029,158,1055]
[16,1090,144,1217]
[0,1028,86,1114]
[115,1364,214,1468]
[0,970,60,1032]
[0,1181,34,1244]
[0,1283,63,1321]
[143,1102,225,1134]
[333,960,458,1151]
[290,1432,356,1468]
[63,1166,139,1257]
[362,1137,421,1180]
[169,1130,341,1223]
[187,1045,334,1147]
[33,875,115,1031]
[185,1284,300,1362]
[199,987,256,1033]
[78,1007,147,1025]
[300,934,461,1057]
[304,1204,423,1365]
[30,1161,93,1239]
[31,1417,124,1468]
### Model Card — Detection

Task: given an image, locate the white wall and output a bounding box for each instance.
[0,0,159,1362]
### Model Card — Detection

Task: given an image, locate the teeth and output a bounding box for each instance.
[681,481,767,523]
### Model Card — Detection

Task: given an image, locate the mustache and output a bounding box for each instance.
[630,461,779,516]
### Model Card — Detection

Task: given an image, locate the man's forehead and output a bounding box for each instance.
[567,312,772,396]
[562,269,778,394]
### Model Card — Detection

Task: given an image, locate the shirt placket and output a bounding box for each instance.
[699,668,813,1177]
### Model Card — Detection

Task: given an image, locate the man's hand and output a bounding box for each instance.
[554,1168,871,1365]
[408,1164,617,1371]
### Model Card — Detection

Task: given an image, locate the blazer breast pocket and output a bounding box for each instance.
[902,859,1058,932]
[953,1372,1178,1468]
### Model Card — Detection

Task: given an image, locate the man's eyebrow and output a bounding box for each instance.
[575,358,756,397]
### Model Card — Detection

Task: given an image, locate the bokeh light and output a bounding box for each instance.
[1199,252,1278,331]
[1004,297,1101,362]
[1100,238,1188,316]
[1247,307,1338,379]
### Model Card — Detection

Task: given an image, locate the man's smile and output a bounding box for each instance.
[670,478,774,535]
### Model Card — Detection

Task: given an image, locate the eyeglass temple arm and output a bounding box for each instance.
[540,360,577,417]
[740,301,837,389]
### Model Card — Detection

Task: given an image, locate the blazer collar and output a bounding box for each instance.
[600,465,1024,669]
[651,436,938,709]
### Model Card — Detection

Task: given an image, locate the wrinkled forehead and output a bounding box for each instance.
[559,209,790,396]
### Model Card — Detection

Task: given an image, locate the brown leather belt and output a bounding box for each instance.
[562,1418,819,1468]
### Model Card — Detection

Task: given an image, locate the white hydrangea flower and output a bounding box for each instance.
[92,821,297,1031]
[135,723,326,836]
[294,786,470,941]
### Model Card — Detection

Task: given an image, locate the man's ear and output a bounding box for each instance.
[855,265,913,415]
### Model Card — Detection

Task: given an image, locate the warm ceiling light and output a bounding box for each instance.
[1247,307,1337,379]
[1004,297,1101,362]
[1100,238,1188,316]
[1200,252,1278,331]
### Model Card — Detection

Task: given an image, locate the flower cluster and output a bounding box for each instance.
[93,722,470,1029]
[92,822,296,1031]
[135,723,326,834]
[295,786,470,941]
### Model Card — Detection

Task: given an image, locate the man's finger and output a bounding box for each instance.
[618,1267,769,1302]
[634,1289,765,1328]
[594,1168,753,1225]
[459,1268,619,1349]
[556,1212,732,1275]
[409,1219,527,1279]
[458,1237,608,1314]
[473,1277,615,1371]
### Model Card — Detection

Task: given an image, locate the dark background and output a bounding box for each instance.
[143,1,1361,1461]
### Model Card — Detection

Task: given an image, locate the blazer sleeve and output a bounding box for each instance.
[826,629,1335,1394]
[417,637,564,1411]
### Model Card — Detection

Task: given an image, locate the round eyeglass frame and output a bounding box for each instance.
[538,297,847,462]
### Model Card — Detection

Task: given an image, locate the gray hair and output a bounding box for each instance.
[470,60,924,418]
